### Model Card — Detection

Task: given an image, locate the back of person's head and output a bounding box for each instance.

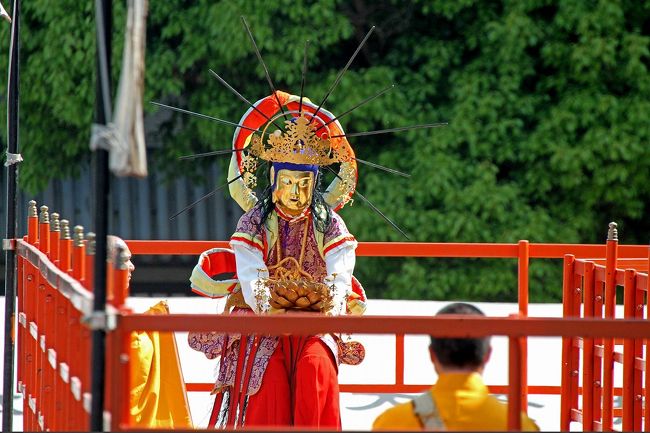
[430,302,491,370]
[107,235,127,258]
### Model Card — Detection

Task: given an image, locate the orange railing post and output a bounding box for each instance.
[560,254,576,430]
[79,232,96,431]
[34,205,51,431]
[105,254,116,430]
[592,274,604,424]
[507,330,523,431]
[582,261,595,430]
[16,201,36,403]
[49,213,60,263]
[517,240,529,411]
[22,200,38,431]
[15,234,24,396]
[39,207,58,430]
[395,334,405,389]
[111,245,130,308]
[71,225,86,283]
[70,225,86,430]
[632,271,643,432]
[46,213,60,429]
[85,232,96,292]
[622,268,636,431]
[109,326,131,431]
[106,249,132,431]
[645,245,650,433]
[602,222,618,431]
[38,205,50,256]
[55,219,73,430]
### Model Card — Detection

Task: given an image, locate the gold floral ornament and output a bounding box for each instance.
[239,114,354,191]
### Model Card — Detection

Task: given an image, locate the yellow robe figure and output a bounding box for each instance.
[373,373,539,431]
[129,301,193,428]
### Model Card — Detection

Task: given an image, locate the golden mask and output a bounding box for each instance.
[272,169,314,216]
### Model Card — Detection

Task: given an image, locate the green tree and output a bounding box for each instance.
[1,0,649,302]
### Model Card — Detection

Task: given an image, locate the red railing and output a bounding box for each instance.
[15,203,124,431]
[561,228,649,431]
[127,239,648,402]
[13,201,650,431]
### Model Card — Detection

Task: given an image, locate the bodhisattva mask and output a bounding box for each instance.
[272,169,314,216]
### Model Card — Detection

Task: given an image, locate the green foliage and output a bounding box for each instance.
[1,0,649,302]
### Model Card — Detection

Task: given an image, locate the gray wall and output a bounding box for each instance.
[1,162,243,295]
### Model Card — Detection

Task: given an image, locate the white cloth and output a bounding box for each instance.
[110,0,148,177]
[0,2,10,23]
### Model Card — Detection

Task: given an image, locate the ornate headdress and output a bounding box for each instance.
[229,92,358,212]
[252,116,351,166]
[158,18,446,238]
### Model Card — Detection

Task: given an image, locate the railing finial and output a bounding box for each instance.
[28,200,37,218]
[86,232,96,255]
[50,213,60,232]
[73,225,85,247]
[607,222,618,241]
[61,220,71,240]
[39,205,49,224]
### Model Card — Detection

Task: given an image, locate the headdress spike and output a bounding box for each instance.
[208,69,283,130]
[325,166,409,239]
[315,84,395,133]
[354,157,410,178]
[298,40,310,116]
[150,101,265,134]
[310,26,376,123]
[178,148,245,161]
[170,174,243,220]
[331,122,448,139]
[240,16,290,120]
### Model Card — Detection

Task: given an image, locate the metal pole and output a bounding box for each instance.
[90,0,111,430]
[2,1,20,431]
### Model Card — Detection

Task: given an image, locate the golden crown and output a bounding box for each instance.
[248,115,352,166]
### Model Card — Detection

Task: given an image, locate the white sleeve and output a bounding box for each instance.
[231,240,270,313]
[325,243,356,316]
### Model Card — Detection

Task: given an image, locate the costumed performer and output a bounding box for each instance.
[188,91,367,429]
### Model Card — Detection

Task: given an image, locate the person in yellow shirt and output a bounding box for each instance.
[107,236,193,429]
[373,302,539,431]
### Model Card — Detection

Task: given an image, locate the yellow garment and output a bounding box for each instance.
[129,301,193,429]
[373,372,539,431]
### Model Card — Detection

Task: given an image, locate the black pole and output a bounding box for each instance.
[2,1,20,431]
[90,0,111,430]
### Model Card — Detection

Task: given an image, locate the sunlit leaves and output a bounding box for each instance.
[0,0,648,302]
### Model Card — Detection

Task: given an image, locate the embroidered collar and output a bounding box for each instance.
[275,205,311,223]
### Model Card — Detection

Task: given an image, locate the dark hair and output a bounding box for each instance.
[429,302,490,369]
[256,169,332,233]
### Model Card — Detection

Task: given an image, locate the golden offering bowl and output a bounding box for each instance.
[267,278,333,312]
